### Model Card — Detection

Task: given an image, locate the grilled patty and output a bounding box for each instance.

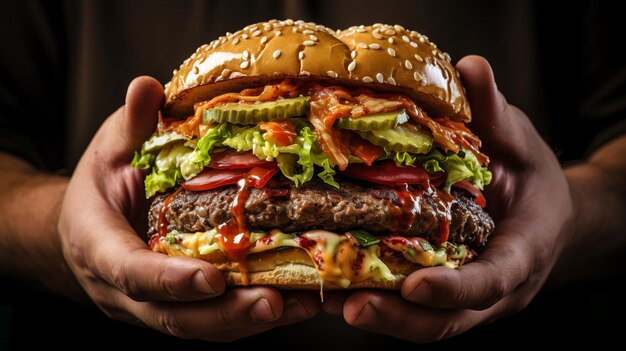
[148,180,494,249]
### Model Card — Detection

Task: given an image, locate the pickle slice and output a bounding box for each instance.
[335,110,408,131]
[203,96,310,124]
[357,124,433,154]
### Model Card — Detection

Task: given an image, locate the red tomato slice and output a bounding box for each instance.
[209,151,276,169]
[259,120,297,146]
[452,180,487,208]
[246,166,280,188]
[182,166,279,191]
[182,169,246,191]
[340,160,430,187]
[349,134,384,166]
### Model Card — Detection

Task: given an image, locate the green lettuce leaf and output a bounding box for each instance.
[350,230,380,247]
[385,148,491,192]
[145,169,181,198]
[131,150,155,170]
[188,123,230,171]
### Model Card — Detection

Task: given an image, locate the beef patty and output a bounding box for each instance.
[148,180,494,249]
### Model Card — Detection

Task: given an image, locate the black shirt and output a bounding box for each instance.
[1,0,625,348]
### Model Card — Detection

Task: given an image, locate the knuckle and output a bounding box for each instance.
[156,311,191,339]
[216,305,233,328]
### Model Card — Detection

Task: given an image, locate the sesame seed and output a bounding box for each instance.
[303,40,315,46]
[292,27,298,33]
[242,34,249,39]
[357,42,367,49]
[298,51,304,60]
[226,32,232,37]
[432,49,438,56]
[221,68,230,77]
[387,48,396,56]
[443,52,451,62]
[410,41,418,48]
[376,73,384,83]
[275,31,282,37]
[233,37,240,45]
[260,36,268,44]
[264,26,272,31]
[193,66,199,74]
[295,20,305,25]
[414,54,423,61]
[351,50,357,59]
[273,50,282,59]
[240,60,249,69]
[243,50,249,59]
[310,34,318,41]
[372,32,383,39]
[327,70,338,78]
[394,24,405,32]
[363,76,373,83]
[414,71,423,81]
[385,29,395,35]
[301,70,311,75]
[348,61,356,72]
[369,43,381,49]
[357,27,367,33]
[303,29,314,34]
[286,19,294,25]
[410,31,420,38]
[419,37,426,43]
[405,60,413,69]
[456,70,461,78]
[402,35,410,43]
[388,77,397,85]
[252,30,261,37]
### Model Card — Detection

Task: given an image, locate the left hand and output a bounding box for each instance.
[323,56,575,342]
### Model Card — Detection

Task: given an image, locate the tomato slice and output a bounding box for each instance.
[259,120,297,146]
[182,166,279,191]
[452,180,487,208]
[246,166,280,188]
[349,134,384,166]
[340,160,430,187]
[209,151,276,169]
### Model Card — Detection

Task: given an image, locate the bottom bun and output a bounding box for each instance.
[225,262,407,290]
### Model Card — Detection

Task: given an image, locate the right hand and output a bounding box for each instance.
[57,76,319,341]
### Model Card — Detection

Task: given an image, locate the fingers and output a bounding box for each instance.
[401,230,530,310]
[101,76,163,163]
[123,287,318,341]
[343,290,486,343]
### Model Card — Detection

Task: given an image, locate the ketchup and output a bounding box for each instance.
[214,179,253,285]
[149,187,183,249]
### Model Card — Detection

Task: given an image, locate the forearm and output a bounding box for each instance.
[549,135,626,287]
[0,152,85,300]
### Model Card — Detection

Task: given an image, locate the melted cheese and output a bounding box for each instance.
[155,229,467,287]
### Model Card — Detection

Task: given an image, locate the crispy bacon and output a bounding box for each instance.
[158,80,488,165]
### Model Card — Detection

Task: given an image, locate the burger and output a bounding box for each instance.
[132,20,494,290]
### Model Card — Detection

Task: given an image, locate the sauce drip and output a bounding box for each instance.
[393,184,453,244]
[150,187,183,249]
[214,179,252,285]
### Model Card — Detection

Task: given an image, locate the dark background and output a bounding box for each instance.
[1,0,625,349]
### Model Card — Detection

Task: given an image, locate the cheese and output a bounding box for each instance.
[155,228,468,287]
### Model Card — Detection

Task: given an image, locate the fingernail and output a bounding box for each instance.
[192,271,215,295]
[285,299,312,319]
[407,280,429,302]
[250,298,277,322]
[352,302,377,327]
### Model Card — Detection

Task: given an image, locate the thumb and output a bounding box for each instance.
[456,56,518,156]
[107,76,164,159]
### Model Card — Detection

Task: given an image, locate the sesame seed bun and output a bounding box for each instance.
[163,20,470,121]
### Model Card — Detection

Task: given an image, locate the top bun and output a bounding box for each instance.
[164,20,470,121]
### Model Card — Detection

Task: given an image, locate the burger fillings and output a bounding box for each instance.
[132,20,494,289]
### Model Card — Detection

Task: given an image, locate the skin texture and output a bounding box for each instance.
[55,77,319,341]
[322,56,626,342]
[0,56,624,343]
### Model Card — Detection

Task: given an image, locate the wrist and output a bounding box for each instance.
[0,154,86,301]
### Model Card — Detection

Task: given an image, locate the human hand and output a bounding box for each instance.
[58,77,318,341]
[323,56,574,342]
